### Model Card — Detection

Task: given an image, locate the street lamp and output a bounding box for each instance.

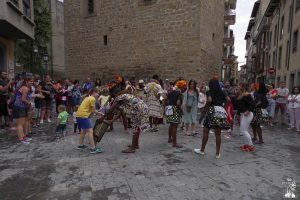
[43,54,48,75]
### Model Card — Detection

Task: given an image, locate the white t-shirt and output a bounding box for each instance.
[276,87,289,104]
[198,92,207,109]
[288,94,300,108]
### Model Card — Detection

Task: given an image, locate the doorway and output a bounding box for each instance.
[0,42,6,72]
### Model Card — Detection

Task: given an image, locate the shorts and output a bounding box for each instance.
[12,106,28,118]
[41,99,52,109]
[33,108,41,119]
[0,98,8,116]
[56,124,67,133]
[77,117,92,130]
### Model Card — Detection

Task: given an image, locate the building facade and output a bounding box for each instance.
[64,0,227,82]
[48,0,64,78]
[245,0,300,90]
[222,0,237,83]
[0,0,34,78]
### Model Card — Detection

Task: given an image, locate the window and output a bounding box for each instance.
[88,0,94,15]
[292,30,298,53]
[288,6,293,33]
[280,16,284,39]
[278,46,282,69]
[272,51,276,68]
[296,0,300,11]
[274,25,278,46]
[23,0,31,18]
[269,31,272,47]
[10,0,19,7]
[277,77,281,87]
[286,41,290,67]
[103,35,108,46]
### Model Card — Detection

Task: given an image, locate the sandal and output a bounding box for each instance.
[127,144,139,149]
[122,148,136,153]
[173,144,183,148]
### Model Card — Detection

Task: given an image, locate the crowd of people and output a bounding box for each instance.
[1,71,299,157]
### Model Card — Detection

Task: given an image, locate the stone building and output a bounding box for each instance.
[266,0,300,89]
[222,0,237,83]
[64,0,227,82]
[48,0,65,78]
[245,0,300,90]
[0,0,34,78]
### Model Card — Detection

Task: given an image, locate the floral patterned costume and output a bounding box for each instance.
[115,94,150,132]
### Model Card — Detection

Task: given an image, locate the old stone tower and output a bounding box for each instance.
[64,0,225,82]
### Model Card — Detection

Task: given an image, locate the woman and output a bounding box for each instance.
[101,84,150,153]
[194,77,230,158]
[72,80,82,106]
[94,78,102,89]
[237,83,255,152]
[182,80,199,136]
[287,86,300,132]
[198,86,207,127]
[266,84,277,126]
[166,80,187,148]
[251,83,268,144]
[13,78,33,145]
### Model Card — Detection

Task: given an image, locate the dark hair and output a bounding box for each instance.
[292,86,300,95]
[74,80,79,85]
[208,78,225,104]
[257,82,268,95]
[188,80,199,100]
[152,75,159,80]
[95,78,101,87]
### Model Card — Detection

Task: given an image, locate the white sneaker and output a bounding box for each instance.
[40,120,44,124]
[47,119,52,123]
[216,154,221,159]
[194,149,205,155]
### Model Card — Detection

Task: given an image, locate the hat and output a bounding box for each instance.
[138,80,144,84]
[175,80,187,89]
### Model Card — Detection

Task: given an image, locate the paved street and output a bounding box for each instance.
[0,119,299,200]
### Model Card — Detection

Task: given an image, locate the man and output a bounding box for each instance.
[275,81,289,125]
[77,88,103,154]
[145,75,163,132]
[0,71,13,128]
[40,75,55,123]
[82,77,93,94]
[136,80,146,101]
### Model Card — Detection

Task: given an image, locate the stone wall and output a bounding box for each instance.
[65,0,224,83]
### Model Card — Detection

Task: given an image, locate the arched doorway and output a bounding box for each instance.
[0,42,6,72]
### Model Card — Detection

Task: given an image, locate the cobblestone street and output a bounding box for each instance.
[0,119,299,200]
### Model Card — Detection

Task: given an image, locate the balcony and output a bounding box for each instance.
[0,0,34,39]
[252,17,270,42]
[223,37,235,46]
[225,0,237,10]
[223,57,235,65]
[224,9,236,26]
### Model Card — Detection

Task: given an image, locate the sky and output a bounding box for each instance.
[232,0,257,68]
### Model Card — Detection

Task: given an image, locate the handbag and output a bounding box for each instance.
[165,105,173,116]
[261,108,269,118]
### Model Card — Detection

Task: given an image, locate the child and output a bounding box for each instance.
[33,85,45,127]
[56,105,68,140]
[73,105,81,134]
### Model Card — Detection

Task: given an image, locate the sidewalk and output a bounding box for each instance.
[0,120,299,200]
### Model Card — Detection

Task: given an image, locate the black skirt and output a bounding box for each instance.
[203,106,230,130]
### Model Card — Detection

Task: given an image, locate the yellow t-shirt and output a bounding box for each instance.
[76,96,96,118]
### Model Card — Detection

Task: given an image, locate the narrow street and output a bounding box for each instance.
[0,119,299,200]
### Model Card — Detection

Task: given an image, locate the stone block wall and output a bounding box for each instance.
[65,0,224,83]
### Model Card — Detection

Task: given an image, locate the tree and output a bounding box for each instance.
[15,0,52,74]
